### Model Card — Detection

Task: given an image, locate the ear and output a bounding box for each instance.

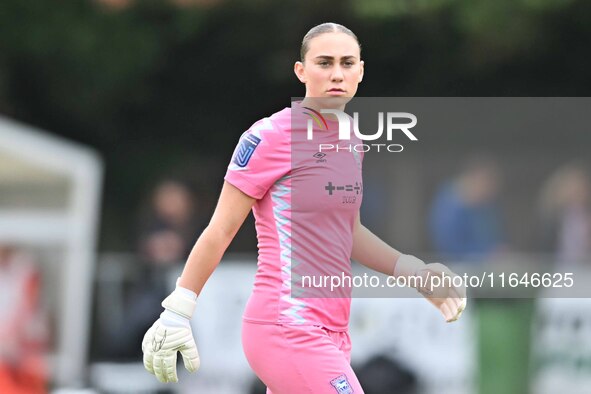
[358,60,364,83]
[294,61,306,83]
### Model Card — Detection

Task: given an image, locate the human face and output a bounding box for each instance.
[294,32,364,110]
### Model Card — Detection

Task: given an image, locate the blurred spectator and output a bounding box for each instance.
[429,157,506,263]
[137,179,203,266]
[538,163,591,266]
[106,179,206,359]
[356,355,417,394]
[0,245,48,394]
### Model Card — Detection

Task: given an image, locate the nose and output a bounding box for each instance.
[331,65,344,82]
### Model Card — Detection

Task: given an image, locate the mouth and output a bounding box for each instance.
[326,88,346,95]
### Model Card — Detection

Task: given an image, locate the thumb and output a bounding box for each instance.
[180,342,201,373]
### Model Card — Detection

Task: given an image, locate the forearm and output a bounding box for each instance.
[177,224,235,295]
[351,222,403,276]
[143,216,238,383]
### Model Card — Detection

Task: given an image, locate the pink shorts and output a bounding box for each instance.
[242,320,364,394]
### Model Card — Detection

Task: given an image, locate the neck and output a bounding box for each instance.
[300,98,346,122]
[300,97,347,114]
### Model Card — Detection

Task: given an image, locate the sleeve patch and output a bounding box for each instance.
[232,134,261,168]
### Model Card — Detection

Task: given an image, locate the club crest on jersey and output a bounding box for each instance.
[233,134,261,167]
[330,374,354,394]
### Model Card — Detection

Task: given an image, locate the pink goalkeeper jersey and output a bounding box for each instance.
[224,102,363,331]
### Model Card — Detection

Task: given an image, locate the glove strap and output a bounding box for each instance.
[162,284,197,320]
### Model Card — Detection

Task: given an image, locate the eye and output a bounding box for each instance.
[343,61,354,67]
[318,61,330,67]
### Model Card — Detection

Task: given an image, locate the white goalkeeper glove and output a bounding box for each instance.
[394,254,467,323]
[142,283,200,383]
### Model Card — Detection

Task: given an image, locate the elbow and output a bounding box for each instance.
[202,222,238,248]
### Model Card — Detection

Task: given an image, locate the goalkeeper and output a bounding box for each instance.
[142,22,466,393]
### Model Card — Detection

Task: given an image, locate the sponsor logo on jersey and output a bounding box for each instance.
[324,181,362,196]
[233,134,261,167]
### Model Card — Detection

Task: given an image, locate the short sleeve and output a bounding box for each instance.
[224,117,290,199]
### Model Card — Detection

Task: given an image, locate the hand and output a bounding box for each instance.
[394,255,467,323]
[416,263,467,323]
[142,286,201,382]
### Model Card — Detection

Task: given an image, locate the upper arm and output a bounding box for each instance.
[208,181,256,239]
[214,117,287,238]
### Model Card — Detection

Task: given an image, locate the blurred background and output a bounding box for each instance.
[1,0,591,393]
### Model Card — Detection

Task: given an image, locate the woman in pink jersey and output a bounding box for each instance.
[142,23,467,393]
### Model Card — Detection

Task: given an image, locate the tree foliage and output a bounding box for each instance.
[0,0,589,248]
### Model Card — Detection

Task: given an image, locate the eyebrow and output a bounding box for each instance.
[313,55,358,61]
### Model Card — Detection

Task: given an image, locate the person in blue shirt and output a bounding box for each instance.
[429,157,505,262]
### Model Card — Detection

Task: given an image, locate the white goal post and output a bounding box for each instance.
[0,115,103,387]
